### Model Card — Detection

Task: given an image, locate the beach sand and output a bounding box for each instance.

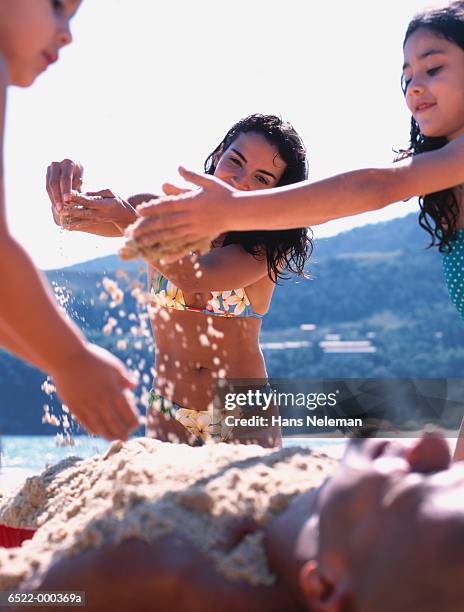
[0,438,337,591]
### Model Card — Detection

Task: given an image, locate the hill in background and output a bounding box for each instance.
[1,212,463,434]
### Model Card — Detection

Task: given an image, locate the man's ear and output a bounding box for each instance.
[299,561,352,612]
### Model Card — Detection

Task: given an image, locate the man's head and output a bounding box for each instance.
[300,431,464,611]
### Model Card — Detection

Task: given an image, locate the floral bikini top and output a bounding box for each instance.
[149,270,264,319]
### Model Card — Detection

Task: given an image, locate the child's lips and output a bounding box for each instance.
[42,51,58,67]
[415,102,436,114]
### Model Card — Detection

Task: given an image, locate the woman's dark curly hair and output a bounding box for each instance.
[402,1,464,252]
[204,114,311,282]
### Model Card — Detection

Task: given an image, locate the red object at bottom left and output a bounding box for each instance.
[0,524,35,548]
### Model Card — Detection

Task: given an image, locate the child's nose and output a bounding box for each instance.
[58,21,73,47]
[408,75,426,95]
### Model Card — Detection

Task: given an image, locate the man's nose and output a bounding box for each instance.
[406,430,451,474]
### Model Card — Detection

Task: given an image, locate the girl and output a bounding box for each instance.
[47,114,311,447]
[131,1,464,458]
[0,0,139,441]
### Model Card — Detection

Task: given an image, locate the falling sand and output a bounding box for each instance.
[0,439,336,591]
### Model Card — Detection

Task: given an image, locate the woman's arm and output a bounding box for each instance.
[57,190,141,236]
[53,193,157,237]
[46,156,157,236]
[148,243,269,293]
[132,137,464,259]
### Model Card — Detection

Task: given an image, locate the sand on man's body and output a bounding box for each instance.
[0,438,337,592]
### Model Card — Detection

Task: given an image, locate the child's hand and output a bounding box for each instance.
[52,342,140,441]
[130,167,235,261]
[46,158,84,212]
[162,182,192,196]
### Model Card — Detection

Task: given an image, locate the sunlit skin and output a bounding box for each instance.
[0,0,140,442]
[148,132,285,446]
[403,28,464,233]
[403,29,464,462]
[32,431,463,612]
[298,432,464,610]
[124,28,464,459]
[403,28,464,142]
[46,132,289,447]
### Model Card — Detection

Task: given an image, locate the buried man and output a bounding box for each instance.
[10,431,464,612]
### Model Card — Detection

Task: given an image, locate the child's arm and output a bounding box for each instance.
[0,67,139,440]
[132,138,464,259]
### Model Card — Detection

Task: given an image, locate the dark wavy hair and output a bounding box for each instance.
[204,114,311,282]
[402,1,464,252]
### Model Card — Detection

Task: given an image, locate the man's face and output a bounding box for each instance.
[301,432,464,610]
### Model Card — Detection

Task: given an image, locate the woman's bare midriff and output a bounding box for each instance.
[150,308,267,412]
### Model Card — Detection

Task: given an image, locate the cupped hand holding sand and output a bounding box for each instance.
[119,213,212,264]
[46,158,84,212]
[59,189,138,235]
[120,168,233,262]
[51,342,140,441]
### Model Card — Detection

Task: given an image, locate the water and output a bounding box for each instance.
[0,436,111,472]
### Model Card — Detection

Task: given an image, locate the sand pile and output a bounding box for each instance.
[0,438,336,591]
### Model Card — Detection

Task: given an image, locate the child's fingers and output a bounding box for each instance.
[162,182,191,196]
[135,224,192,246]
[138,197,181,216]
[178,166,215,188]
[114,392,140,437]
[133,212,187,238]
[71,403,108,439]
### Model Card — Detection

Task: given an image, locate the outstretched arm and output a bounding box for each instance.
[46,158,157,236]
[131,137,464,260]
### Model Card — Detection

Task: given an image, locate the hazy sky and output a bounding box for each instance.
[5,0,432,269]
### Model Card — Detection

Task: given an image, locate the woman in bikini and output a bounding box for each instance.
[46,114,311,447]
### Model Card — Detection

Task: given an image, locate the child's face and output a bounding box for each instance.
[0,0,82,87]
[403,27,464,141]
